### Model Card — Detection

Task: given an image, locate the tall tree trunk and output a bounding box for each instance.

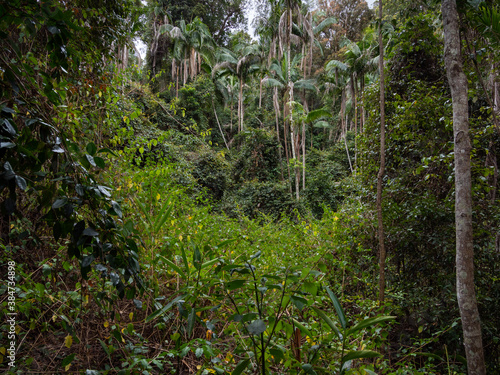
[302,124,306,190]
[376,0,387,304]
[442,0,486,373]
[288,7,298,200]
[239,77,243,132]
[353,76,358,174]
[274,87,284,180]
[259,78,263,108]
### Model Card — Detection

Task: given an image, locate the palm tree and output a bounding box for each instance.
[212,42,262,132]
[264,55,317,198]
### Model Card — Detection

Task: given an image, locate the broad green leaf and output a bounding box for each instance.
[52,197,68,209]
[232,358,250,375]
[302,364,318,375]
[312,306,340,338]
[94,156,105,169]
[61,353,75,367]
[226,279,246,290]
[86,142,97,156]
[303,281,318,296]
[111,201,122,218]
[82,227,99,237]
[85,154,96,167]
[15,175,27,190]
[201,258,219,269]
[269,347,284,361]
[290,295,308,310]
[326,286,346,329]
[342,350,382,362]
[195,347,204,358]
[346,316,395,336]
[180,345,190,357]
[193,245,202,270]
[160,255,186,279]
[247,319,266,335]
[291,318,311,337]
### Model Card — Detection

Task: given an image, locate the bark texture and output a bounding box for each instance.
[442,0,486,373]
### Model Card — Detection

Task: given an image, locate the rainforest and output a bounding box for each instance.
[0,0,499,374]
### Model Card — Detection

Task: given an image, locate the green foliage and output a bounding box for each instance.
[231,129,282,183]
[192,148,230,201]
[221,181,302,220]
[303,148,348,218]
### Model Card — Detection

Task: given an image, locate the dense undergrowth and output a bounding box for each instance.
[1,1,500,374]
[0,81,477,374]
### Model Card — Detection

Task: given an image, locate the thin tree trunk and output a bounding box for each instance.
[259,78,263,108]
[288,7,298,200]
[274,87,284,180]
[376,0,387,304]
[230,91,233,132]
[344,130,353,173]
[239,77,243,132]
[302,124,306,190]
[213,98,229,150]
[353,77,358,174]
[442,0,486,372]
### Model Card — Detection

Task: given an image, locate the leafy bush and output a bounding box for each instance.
[231,129,281,183]
[220,181,303,220]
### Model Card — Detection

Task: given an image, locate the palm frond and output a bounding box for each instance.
[314,17,337,34]
[305,108,332,123]
[325,60,349,72]
[313,120,333,129]
[262,77,285,89]
[295,79,317,92]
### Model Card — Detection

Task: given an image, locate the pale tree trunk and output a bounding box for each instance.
[230,91,234,132]
[259,78,263,108]
[376,0,387,304]
[274,87,284,179]
[302,96,308,191]
[353,76,358,174]
[302,124,306,190]
[176,65,179,98]
[442,0,486,373]
[240,77,244,132]
[287,7,299,200]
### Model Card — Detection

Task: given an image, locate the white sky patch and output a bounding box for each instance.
[135,39,147,60]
